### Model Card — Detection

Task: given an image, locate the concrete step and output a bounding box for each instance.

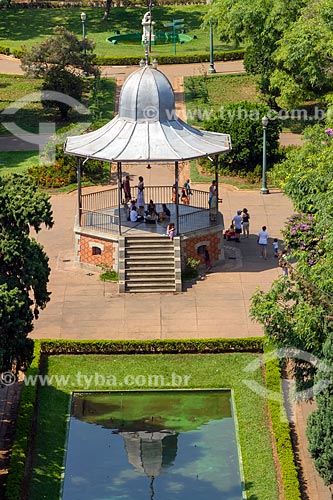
[126,242,173,249]
[126,269,175,275]
[126,287,176,293]
[125,253,174,258]
[126,237,172,242]
[123,235,177,293]
[126,276,175,282]
[125,262,175,273]
[126,257,175,263]
[126,283,176,293]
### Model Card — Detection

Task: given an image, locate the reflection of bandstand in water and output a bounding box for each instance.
[65,47,231,292]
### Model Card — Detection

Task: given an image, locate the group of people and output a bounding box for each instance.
[172,179,192,205]
[123,175,176,236]
[225,211,289,274]
[127,198,171,224]
[226,208,251,242]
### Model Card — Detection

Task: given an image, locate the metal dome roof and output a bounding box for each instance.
[64,63,232,162]
[119,65,175,122]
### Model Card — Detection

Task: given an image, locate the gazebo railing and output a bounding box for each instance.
[81,186,210,211]
[81,209,119,233]
[178,210,223,234]
[79,208,223,235]
[81,188,118,211]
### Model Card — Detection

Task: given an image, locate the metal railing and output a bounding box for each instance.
[178,209,223,234]
[81,185,210,211]
[81,210,119,233]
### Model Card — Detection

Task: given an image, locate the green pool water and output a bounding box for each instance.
[62,390,243,500]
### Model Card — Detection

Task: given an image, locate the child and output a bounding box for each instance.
[181,188,190,205]
[167,222,175,240]
[158,203,171,222]
[278,249,288,276]
[204,246,211,270]
[273,238,279,258]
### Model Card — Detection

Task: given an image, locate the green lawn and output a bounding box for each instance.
[0,76,116,176]
[28,353,279,500]
[0,6,240,57]
[0,151,41,175]
[184,73,259,127]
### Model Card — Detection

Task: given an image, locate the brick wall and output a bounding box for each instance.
[182,231,223,267]
[78,234,116,268]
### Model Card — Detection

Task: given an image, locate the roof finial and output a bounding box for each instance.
[141,3,155,65]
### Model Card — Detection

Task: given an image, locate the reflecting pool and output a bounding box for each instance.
[62,390,243,500]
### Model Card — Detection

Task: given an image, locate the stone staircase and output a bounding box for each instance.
[119,235,181,293]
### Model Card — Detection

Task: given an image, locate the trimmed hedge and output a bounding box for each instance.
[5,341,41,500]
[6,337,302,500]
[264,344,302,500]
[0,45,244,65]
[40,337,264,354]
[95,49,245,66]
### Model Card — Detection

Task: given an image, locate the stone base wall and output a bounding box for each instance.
[76,233,118,269]
[181,228,224,268]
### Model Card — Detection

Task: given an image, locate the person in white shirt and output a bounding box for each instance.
[130,206,143,222]
[258,225,269,259]
[130,207,138,222]
[232,210,243,242]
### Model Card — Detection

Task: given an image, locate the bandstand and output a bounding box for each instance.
[64,58,231,293]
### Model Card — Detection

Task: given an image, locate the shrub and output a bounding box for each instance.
[95,50,245,67]
[28,146,107,188]
[5,341,41,500]
[264,343,302,500]
[0,45,10,55]
[98,264,119,282]
[204,101,281,173]
[12,48,24,59]
[182,257,200,280]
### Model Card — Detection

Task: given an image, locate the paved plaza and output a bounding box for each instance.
[0,53,330,500]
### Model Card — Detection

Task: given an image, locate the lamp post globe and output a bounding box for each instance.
[261,115,269,195]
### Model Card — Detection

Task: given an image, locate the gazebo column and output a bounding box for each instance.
[214,154,219,203]
[77,157,82,226]
[117,161,122,235]
[175,161,179,235]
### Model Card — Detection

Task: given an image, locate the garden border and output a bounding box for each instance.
[5,337,301,500]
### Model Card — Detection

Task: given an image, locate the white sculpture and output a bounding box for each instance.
[142,11,155,45]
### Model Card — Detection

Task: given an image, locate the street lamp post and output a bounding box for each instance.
[81,12,87,76]
[261,115,269,194]
[81,12,87,54]
[208,22,216,74]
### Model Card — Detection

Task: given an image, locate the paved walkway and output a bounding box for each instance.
[0,54,327,499]
[31,183,291,339]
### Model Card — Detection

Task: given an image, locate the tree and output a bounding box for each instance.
[21,26,100,120]
[307,331,333,493]
[203,101,281,172]
[203,0,307,97]
[103,0,113,21]
[270,0,333,108]
[251,127,333,388]
[0,175,53,372]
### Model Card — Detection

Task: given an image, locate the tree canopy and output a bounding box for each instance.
[203,101,281,172]
[21,26,99,119]
[250,123,333,488]
[0,174,53,372]
[205,0,333,105]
